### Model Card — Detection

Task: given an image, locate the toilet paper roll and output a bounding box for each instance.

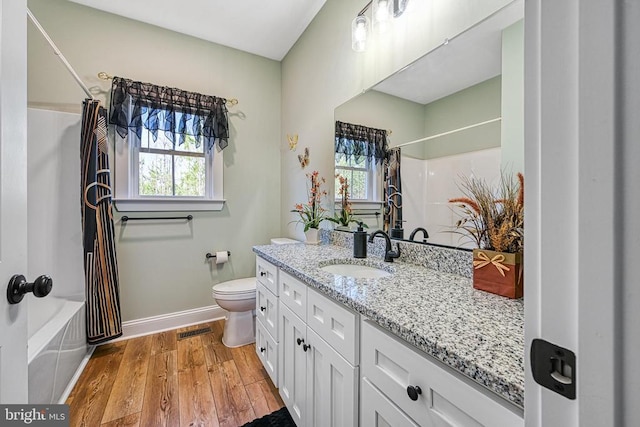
[215,251,228,265]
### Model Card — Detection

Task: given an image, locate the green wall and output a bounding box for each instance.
[27,0,282,321]
[423,76,502,159]
[501,19,525,174]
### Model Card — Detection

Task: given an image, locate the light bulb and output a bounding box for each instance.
[351,15,370,52]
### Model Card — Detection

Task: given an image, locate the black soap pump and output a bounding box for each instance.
[390,220,405,239]
[353,222,367,259]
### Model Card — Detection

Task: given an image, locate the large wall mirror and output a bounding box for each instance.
[334,0,524,249]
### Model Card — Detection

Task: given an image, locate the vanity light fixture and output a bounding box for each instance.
[352,0,411,52]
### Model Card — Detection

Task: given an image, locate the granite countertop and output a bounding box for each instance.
[253,242,524,408]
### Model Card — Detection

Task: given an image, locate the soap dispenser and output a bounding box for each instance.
[353,222,367,259]
[390,220,405,239]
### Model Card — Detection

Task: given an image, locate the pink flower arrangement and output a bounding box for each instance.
[291,171,328,231]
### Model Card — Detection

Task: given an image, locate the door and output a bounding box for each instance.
[0,0,28,403]
[525,0,633,424]
[305,328,358,427]
[278,303,307,425]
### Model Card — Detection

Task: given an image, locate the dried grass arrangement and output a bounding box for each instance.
[449,172,524,254]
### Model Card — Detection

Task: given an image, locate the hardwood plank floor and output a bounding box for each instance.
[66,319,284,427]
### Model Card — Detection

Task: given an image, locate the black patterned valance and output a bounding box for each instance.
[109,76,229,151]
[335,120,388,164]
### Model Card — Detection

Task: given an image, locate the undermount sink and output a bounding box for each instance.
[319,260,393,279]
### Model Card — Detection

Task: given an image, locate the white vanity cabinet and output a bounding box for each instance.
[255,257,279,387]
[360,319,524,427]
[277,270,359,427]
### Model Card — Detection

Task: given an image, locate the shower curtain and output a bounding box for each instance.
[384,148,403,233]
[81,99,122,344]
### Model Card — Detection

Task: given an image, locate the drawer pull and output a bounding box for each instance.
[260,271,267,277]
[260,347,266,353]
[297,338,304,346]
[303,343,311,352]
[260,306,266,312]
[407,385,422,401]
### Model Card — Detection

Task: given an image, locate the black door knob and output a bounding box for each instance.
[7,274,53,304]
[297,338,304,346]
[260,306,267,312]
[260,271,267,277]
[260,347,266,353]
[406,385,422,401]
[303,343,311,352]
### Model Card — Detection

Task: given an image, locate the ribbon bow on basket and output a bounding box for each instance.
[473,251,511,277]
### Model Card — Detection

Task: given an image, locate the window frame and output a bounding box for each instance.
[334,154,384,210]
[113,105,225,212]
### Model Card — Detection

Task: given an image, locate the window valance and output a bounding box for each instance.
[335,120,389,164]
[108,76,229,151]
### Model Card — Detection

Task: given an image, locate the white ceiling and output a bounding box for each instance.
[373,0,524,105]
[69,0,327,61]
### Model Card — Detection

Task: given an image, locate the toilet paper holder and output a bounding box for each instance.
[206,251,231,260]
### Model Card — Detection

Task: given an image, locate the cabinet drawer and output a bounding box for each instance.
[256,283,278,340]
[256,320,278,387]
[279,271,307,321]
[307,288,359,365]
[361,377,419,427]
[361,320,523,427]
[256,257,278,295]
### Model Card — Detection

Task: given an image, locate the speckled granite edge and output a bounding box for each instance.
[252,243,525,408]
[324,229,474,278]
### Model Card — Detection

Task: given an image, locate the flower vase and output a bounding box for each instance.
[304,228,320,245]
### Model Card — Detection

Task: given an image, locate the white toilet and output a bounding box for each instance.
[213,277,257,347]
[213,237,299,348]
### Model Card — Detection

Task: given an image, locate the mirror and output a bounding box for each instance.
[334,0,524,249]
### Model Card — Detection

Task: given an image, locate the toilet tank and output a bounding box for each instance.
[270,238,299,245]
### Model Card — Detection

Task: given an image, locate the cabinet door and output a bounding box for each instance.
[279,270,307,321]
[256,320,278,387]
[256,257,278,295]
[361,378,419,427]
[306,328,358,427]
[279,303,308,425]
[256,282,278,339]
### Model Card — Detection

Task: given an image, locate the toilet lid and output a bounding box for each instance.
[212,278,256,295]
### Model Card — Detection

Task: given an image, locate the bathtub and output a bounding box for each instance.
[28,296,88,404]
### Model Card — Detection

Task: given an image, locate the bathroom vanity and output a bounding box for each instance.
[253,240,524,427]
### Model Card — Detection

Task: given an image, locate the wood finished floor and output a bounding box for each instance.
[66,319,284,427]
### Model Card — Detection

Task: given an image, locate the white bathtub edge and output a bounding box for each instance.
[112,304,227,343]
[58,345,95,404]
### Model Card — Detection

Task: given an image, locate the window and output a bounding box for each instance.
[109,76,228,212]
[113,108,224,212]
[335,154,373,200]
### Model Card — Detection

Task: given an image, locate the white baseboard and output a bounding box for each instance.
[58,345,95,404]
[111,304,227,343]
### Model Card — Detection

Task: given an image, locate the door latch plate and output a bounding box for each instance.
[530,338,576,399]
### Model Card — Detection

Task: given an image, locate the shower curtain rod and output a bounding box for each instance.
[97,72,239,107]
[27,8,94,100]
[395,117,502,148]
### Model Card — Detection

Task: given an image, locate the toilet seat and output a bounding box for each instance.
[212,278,256,301]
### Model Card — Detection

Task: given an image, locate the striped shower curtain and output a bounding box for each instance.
[81,99,122,344]
[384,147,403,233]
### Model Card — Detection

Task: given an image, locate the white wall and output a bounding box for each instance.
[27,108,84,300]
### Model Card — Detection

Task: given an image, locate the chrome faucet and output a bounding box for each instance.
[368,230,401,262]
[409,227,429,243]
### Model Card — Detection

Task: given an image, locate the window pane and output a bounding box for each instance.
[175,134,204,154]
[174,155,205,196]
[139,152,173,196]
[351,156,367,168]
[350,170,367,199]
[335,153,350,167]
